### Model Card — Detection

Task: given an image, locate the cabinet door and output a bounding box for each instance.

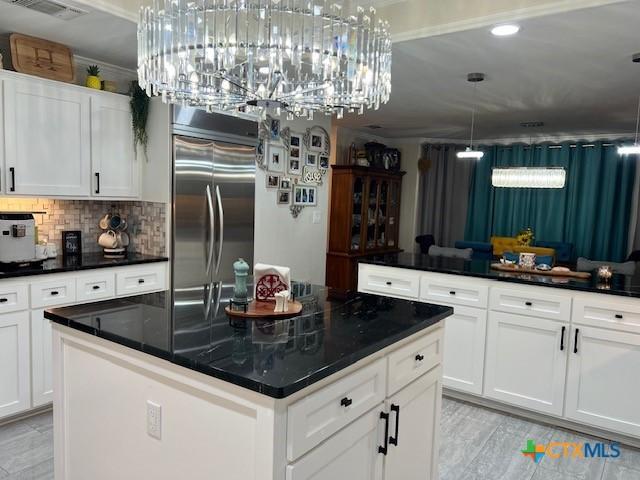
[384,366,442,480]
[3,78,91,196]
[443,306,487,395]
[31,309,53,407]
[0,311,30,418]
[565,326,640,437]
[484,312,568,416]
[350,176,365,252]
[91,94,139,198]
[286,406,384,480]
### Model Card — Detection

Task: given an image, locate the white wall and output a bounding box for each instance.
[254,115,332,285]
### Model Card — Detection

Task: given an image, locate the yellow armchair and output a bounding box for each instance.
[491,236,556,261]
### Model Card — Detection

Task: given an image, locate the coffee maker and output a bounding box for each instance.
[0,212,39,265]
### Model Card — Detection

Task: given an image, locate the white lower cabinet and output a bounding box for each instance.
[0,310,30,418]
[484,312,568,416]
[31,309,54,407]
[442,306,486,395]
[286,406,384,480]
[565,326,640,437]
[384,365,442,480]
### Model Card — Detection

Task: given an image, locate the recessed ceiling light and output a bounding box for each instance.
[491,24,521,37]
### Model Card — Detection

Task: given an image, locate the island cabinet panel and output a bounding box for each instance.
[286,358,387,462]
[565,326,640,437]
[384,365,442,480]
[0,311,30,418]
[286,406,384,480]
[31,309,53,407]
[573,295,640,334]
[442,306,487,395]
[484,312,568,416]
[357,264,420,300]
[490,286,571,322]
[419,273,489,309]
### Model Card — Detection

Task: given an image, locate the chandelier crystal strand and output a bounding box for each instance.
[138,0,392,117]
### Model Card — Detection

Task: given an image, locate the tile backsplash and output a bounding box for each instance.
[0,198,166,256]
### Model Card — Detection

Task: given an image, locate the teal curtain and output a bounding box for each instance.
[464,141,637,262]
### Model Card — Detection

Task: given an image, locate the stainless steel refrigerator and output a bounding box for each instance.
[171,106,257,323]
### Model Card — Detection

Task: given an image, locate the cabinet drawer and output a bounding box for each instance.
[0,283,29,314]
[76,273,115,302]
[30,277,76,308]
[573,295,640,334]
[490,286,571,322]
[420,273,489,308]
[387,327,443,396]
[116,264,166,297]
[357,264,420,300]
[287,358,386,462]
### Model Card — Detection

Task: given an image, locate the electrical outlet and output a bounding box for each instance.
[147,400,162,440]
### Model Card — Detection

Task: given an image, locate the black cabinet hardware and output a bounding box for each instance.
[9,167,15,192]
[574,328,580,354]
[560,326,566,351]
[449,291,456,295]
[525,301,533,307]
[379,412,390,455]
[0,298,7,303]
[95,172,100,194]
[340,397,353,407]
[50,291,59,296]
[92,285,100,290]
[415,354,425,362]
[386,281,392,286]
[138,279,145,284]
[389,404,400,446]
[615,314,623,319]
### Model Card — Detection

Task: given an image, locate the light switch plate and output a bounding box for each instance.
[312,211,321,224]
[147,400,162,440]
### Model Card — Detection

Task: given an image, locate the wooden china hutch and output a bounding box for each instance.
[326,165,405,291]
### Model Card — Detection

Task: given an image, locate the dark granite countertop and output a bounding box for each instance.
[362,253,640,299]
[0,252,168,279]
[45,283,451,398]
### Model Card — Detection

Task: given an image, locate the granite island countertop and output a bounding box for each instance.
[45,283,452,398]
[0,252,168,279]
[361,253,640,299]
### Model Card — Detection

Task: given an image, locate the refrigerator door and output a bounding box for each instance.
[213,141,256,282]
[173,135,215,312]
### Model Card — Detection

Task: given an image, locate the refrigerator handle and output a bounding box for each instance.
[215,185,224,276]
[205,185,215,277]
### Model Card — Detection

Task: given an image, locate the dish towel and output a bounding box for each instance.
[254,263,291,301]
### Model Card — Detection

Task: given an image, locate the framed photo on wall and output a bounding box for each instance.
[268,144,285,173]
[277,190,291,205]
[266,175,280,188]
[293,185,317,206]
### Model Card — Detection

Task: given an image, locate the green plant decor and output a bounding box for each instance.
[129,81,150,161]
[87,65,100,76]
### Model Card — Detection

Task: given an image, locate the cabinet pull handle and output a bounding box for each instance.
[138,279,145,284]
[386,281,392,286]
[389,404,400,446]
[50,291,59,296]
[340,397,353,408]
[615,314,623,319]
[415,354,425,362]
[525,301,533,307]
[9,167,15,192]
[95,172,100,194]
[560,326,566,351]
[0,298,7,303]
[574,328,580,354]
[378,412,390,455]
[92,285,100,290]
[449,291,456,295]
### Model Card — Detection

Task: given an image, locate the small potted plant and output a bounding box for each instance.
[85,65,101,89]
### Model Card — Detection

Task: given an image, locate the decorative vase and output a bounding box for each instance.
[86,75,101,89]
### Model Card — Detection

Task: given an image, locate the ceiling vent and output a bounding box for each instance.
[1,0,88,20]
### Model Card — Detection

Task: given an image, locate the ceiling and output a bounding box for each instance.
[337,0,640,140]
[0,0,137,69]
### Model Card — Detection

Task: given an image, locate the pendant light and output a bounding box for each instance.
[458,73,485,159]
[618,54,640,156]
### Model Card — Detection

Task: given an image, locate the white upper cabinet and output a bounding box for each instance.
[91,94,139,198]
[3,77,91,196]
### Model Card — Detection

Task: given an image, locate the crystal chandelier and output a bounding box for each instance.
[137,0,393,120]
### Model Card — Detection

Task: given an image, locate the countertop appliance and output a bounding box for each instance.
[0,212,38,264]
[171,106,257,324]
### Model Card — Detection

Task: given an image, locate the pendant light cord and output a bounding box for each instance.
[470,81,478,149]
[634,94,640,145]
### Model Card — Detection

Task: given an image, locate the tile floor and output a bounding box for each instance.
[0,397,639,479]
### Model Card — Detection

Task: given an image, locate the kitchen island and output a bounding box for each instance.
[45,284,451,480]
[359,253,640,447]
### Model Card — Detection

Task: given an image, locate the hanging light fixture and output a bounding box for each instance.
[492,167,566,189]
[457,72,485,159]
[137,1,393,120]
[619,53,640,156]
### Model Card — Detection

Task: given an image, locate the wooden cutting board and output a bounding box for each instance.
[10,33,75,83]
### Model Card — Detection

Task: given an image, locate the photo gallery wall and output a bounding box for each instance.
[261,118,330,213]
